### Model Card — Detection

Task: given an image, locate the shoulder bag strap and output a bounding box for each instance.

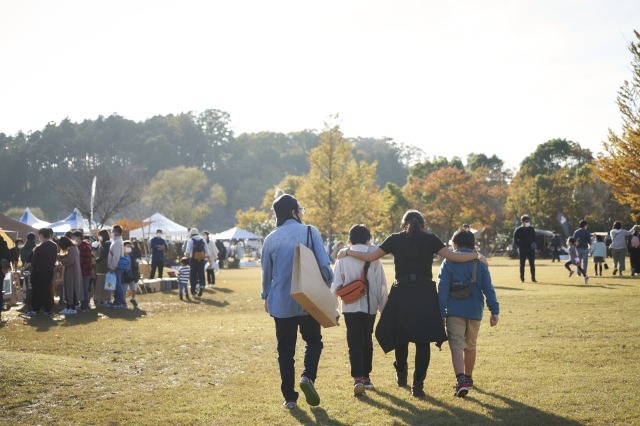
[471,260,478,283]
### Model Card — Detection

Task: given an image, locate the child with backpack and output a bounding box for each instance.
[438,228,499,398]
[330,225,388,397]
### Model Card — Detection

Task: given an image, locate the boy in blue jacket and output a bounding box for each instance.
[438,228,499,398]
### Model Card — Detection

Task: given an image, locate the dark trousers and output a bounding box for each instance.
[274,315,323,402]
[519,248,536,280]
[150,260,164,279]
[344,312,376,378]
[31,270,54,313]
[552,247,560,261]
[566,261,586,276]
[206,268,215,284]
[189,259,206,293]
[395,340,430,381]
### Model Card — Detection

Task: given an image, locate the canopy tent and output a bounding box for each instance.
[18,207,51,229]
[213,227,263,241]
[114,218,153,231]
[0,213,39,242]
[49,208,92,234]
[129,213,189,240]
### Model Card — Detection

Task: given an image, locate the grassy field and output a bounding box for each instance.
[1,257,639,425]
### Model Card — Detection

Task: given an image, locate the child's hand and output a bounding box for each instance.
[490,314,499,327]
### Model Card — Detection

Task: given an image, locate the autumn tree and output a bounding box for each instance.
[596,30,640,218]
[142,167,226,227]
[296,121,384,237]
[235,208,273,238]
[404,167,490,242]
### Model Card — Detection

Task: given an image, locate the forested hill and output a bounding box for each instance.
[0,109,416,230]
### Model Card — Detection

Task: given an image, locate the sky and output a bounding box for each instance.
[1,0,639,169]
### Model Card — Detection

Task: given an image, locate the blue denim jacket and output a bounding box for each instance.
[261,220,333,318]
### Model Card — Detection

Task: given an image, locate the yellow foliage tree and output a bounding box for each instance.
[297,122,384,237]
[596,30,640,218]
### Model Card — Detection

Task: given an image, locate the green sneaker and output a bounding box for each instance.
[300,376,320,406]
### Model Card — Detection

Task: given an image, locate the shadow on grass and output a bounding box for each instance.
[364,387,580,425]
[187,297,230,308]
[493,286,525,291]
[20,306,148,331]
[286,406,348,425]
[532,281,627,289]
[210,286,233,293]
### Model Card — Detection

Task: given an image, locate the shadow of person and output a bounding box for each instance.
[192,298,230,308]
[22,313,58,332]
[208,286,233,293]
[286,405,315,424]
[471,386,582,425]
[93,307,148,321]
[310,406,349,426]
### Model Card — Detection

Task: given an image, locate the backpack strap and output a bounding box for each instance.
[471,260,478,283]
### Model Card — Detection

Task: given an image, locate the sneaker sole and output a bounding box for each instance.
[353,383,365,397]
[455,388,469,398]
[300,381,320,406]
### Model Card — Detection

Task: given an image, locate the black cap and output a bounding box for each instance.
[273,194,299,227]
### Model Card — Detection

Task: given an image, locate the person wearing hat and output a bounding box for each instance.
[513,215,537,283]
[261,194,333,410]
[184,228,210,297]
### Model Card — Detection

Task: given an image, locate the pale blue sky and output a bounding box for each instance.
[1,0,638,168]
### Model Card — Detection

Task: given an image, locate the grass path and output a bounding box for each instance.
[1,258,639,425]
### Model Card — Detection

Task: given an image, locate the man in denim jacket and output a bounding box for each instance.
[261,194,333,410]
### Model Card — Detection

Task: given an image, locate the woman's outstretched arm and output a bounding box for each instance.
[437,247,488,266]
[337,247,386,262]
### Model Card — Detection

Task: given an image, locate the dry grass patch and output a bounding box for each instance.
[1,258,639,425]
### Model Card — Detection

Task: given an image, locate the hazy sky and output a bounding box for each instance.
[1,0,638,168]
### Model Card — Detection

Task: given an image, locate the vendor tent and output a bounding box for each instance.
[129,213,189,240]
[18,207,51,229]
[49,208,91,234]
[0,213,39,242]
[213,227,263,241]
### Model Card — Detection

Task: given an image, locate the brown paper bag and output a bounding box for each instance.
[290,243,337,328]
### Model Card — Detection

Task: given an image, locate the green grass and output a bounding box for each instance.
[1,258,639,425]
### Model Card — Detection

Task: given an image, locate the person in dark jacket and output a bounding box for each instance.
[550,232,561,262]
[26,228,58,316]
[513,215,536,283]
[337,210,485,398]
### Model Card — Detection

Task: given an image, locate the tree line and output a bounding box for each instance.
[3,32,640,240]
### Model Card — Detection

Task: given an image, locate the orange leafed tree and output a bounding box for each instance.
[596,30,640,218]
[404,167,489,241]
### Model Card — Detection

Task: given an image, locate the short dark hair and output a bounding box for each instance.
[613,221,622,230]
[452,228,475,249]
[596,234,604,242]
[567,237,576,244]
[58,236,75,250]
[72,230,83,239]
[15,238,24,244]
[579,220,587,228]
[38,228,53,239]
[520,215,530,222]
[112,225,123,235]
[349,224,371,245]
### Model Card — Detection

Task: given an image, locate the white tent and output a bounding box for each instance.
[18,207,51,229]
[213,227,263,241]
[129,212,189,240]
[49,208,91,234]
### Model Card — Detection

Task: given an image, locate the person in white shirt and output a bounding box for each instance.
[203,231,219,287]
[331,224,388,397]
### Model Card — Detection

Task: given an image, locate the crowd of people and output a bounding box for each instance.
[260,194,499,410]
[515,216,640,284]
[2,225,229,315]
